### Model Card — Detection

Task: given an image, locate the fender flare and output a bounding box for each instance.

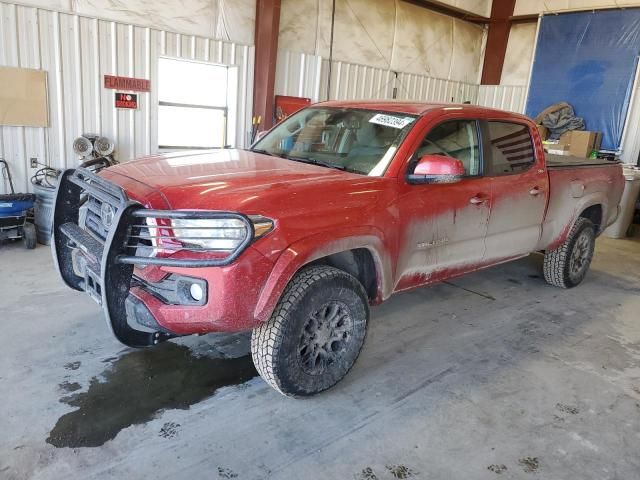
[253,226,393,323]
[543,191,610,251]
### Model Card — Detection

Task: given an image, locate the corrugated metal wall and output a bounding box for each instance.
[0,1,254,194]
[319,59,397,101]
[395,73,478,104]
[275,50,323,101]
[275,51,480,104]
[477,85,527,113]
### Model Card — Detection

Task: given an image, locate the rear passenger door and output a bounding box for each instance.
[483,121,549,261]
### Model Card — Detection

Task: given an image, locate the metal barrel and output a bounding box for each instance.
[33,182,57,245]
[603,167,640,238]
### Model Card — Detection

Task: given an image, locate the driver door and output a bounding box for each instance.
[395,119,492,291]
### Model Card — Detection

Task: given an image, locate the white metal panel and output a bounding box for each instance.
[396,73,478,103]
[477,85,528,113]
[0,1,254,194]
[275,51,481,107]
[275,50,323,102]
[322,60,396,101]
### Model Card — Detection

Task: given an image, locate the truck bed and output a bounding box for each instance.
[538,157,624,250]
[546,154,620,169]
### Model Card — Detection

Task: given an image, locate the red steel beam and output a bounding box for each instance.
[510,14,538,24]
[480,0,517,85]
[402,0,489,23]
[253,0,281,132]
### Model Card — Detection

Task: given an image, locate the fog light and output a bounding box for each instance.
[189,283,204,302]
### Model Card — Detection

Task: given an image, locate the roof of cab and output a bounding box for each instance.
[314,100,532,122]
[316,100,448,115]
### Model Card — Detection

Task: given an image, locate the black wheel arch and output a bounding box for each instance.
[579,204,603,234]
[308,248,378,301]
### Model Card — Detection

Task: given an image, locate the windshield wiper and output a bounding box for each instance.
[250,148,279,158]
[285,155,347,171]
[251,149,357,173]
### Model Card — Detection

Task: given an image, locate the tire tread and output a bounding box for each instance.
[543,217,593,288]
[251,265,366,396]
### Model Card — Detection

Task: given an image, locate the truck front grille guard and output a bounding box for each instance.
[51,167,254,347]
[55,168,254,268]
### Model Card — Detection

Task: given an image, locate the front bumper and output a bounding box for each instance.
[51,168,271,347]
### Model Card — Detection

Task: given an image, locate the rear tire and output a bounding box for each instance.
[23,222,37,249]
[251,265,369,397]
[543,217,595,288]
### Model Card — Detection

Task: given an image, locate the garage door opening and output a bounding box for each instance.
[158,57,233,150]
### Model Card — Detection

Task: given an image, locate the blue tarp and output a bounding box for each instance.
[525,10,640,151]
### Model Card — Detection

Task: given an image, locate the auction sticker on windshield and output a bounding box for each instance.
[369,114,414,129]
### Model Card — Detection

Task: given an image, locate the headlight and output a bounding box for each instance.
[171,216,273,251]
[172,218,249,251]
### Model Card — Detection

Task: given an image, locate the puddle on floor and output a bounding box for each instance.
[47,342,257,448]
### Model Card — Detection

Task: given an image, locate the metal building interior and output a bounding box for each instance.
[1,1,639,479]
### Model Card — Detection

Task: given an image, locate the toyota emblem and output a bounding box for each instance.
[100,203,115,228]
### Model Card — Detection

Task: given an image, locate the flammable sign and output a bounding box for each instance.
[115,92,138,109]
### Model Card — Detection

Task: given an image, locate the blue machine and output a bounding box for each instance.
[0,159,37,249]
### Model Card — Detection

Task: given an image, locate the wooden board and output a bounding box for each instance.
[0,66,48,127]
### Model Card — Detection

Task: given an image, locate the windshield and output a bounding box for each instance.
[251,107,417,176]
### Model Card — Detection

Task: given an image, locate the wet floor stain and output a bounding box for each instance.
[63,361,81,371]
[385,464,416,479]
[58,381,81,393]
[556,402,579,415]
[487,464,507,474]
[518,456,539,473]
[356,467,379,479]
[217,466,239,478]
[159,421,180,439]
[47,342,257,448]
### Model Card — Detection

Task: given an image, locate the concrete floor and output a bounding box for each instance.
[1,235,639,480]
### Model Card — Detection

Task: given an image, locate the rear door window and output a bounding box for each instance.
[486,122,535,176]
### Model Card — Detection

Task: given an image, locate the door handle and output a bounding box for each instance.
[529,187,541,196]
[469,195,488,205]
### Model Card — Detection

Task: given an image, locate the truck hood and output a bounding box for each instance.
[100,149,389,214]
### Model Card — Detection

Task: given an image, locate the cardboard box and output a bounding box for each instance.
[544,143,570,156]
[536,124,548,141]
[559,130,602,158]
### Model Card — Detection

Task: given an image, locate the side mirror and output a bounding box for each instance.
[407,154,465,184]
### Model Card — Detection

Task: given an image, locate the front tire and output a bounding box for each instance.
[543,217,595,288]
[251,265,369,397]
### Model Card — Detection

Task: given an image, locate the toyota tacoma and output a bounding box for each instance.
[52,102,624,396]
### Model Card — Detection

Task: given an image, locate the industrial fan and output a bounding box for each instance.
[72,134,117,172]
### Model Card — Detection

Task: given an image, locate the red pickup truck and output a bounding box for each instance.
[52,102,624,396]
